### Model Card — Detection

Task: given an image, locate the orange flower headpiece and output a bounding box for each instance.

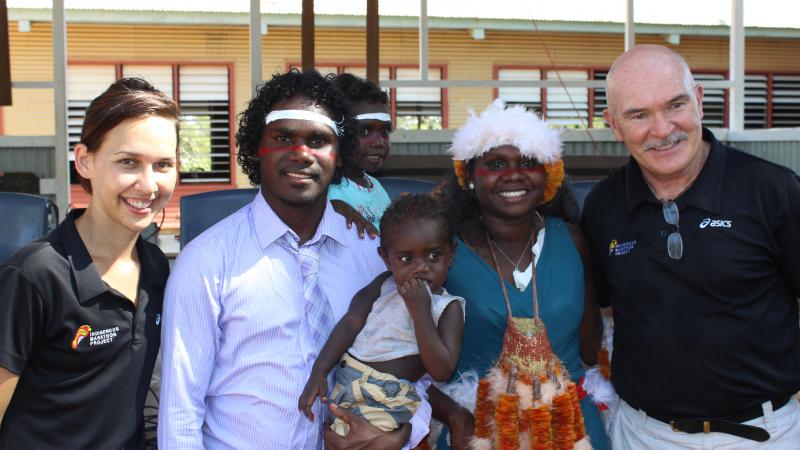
[449,99,565,204]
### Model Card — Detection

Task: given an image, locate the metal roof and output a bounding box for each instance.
[8,0,800,31]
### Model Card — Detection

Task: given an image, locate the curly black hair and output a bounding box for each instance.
[332,72,390,106]
[235,69,358,185]
[379,193,454,250]
[441,164,580,236]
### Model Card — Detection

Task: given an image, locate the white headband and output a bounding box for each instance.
[265,110,340,136]
[448,99,562,163]
[355,112,392,123]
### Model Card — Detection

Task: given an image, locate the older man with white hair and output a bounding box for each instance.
[581,44,800,448]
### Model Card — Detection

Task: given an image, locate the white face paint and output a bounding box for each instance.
[265,109,340,136]
[355,112,392,123]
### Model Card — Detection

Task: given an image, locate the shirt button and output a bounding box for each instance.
[660,230,667,237]
[340,360,346,368]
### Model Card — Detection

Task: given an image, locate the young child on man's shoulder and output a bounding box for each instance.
[329,73,393,237]
[298,193,465,436]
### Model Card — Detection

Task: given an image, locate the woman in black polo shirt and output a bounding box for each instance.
[0,78,178,449]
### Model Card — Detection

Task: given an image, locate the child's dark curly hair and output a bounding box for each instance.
[332,73,389,106]
[235,69,358,185]
[379,193,454,250]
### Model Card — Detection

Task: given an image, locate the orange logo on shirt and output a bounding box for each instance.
[71,325,92,349]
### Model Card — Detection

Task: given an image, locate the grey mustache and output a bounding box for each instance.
[644,132,688,151]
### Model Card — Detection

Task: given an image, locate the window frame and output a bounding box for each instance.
[68,60,237,186]
[285,62,449,129]
[493,64,604,128]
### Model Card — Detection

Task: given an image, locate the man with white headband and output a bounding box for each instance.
[159,69,431,449]
[582,45,800,448]
[327,73,395,236]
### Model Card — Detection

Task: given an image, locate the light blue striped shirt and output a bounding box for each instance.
[158,192,430,449]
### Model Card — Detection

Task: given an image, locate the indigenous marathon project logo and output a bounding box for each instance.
[608,239,637,257]
[70,325,120,349]
[71,325,92,349]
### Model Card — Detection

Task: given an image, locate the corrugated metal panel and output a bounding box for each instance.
[0,147,55,178]
[728,141,800,174]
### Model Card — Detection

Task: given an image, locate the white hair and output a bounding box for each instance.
[448,99,562,163]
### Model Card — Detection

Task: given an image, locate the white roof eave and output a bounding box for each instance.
[8,8,800,39]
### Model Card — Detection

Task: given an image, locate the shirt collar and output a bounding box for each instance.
[251,190,349,250]
[59,209,162,304]
[625,127,725,215]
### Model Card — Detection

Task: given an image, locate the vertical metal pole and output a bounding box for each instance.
[0,0,12,106]
[53,0,69,218]
[419,0,428,80]
[625,0,635,51]
[301,0,314,70]
[728,0,745,131]
[366,0,379,83]
[249,0,262,95]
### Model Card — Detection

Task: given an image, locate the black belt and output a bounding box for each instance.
[643,396,791,443]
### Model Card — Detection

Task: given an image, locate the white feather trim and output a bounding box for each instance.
[573,436,594,450]
[448,99,563,163]
[540,379,558,405]
[582,368,618,408]
[426,371,480,447]
[470,437,492,450]
[435,370,480,413]
[517,382,533,410]
[519,432,531,450]
[486,366,508,400]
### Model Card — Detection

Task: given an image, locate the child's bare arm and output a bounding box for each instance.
[398,279,464,381]
[298,271,391,420]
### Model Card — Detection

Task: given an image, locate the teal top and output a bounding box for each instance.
[440,216,610,450]
[327,175,391,230]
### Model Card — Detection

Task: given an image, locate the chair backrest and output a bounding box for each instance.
[571,180,600,214]
[179,188,259,249]
[0,193,59,262]
[376,177,436,199]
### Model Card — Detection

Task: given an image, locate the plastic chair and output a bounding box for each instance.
[571,180,599,214]
[0,192,59,262]
[179,188,259,249]
[376,177,436,199]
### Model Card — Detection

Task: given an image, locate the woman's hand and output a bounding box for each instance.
[297,372,328,421]
[331,200,379,240]
[397,278,432,319]
[445,407,475,450]
[323,404,409,450]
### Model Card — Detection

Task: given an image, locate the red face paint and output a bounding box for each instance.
[473,166,545,177]
[258,145,335,160]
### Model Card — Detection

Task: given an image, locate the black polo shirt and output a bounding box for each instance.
[581,128,800,420]
[0,209,167,449]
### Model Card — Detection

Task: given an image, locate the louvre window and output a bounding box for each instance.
[66,65,117,183]
[394,68,443,130]
[695,73,726,128]
[591,71,608,128]
[497,68,542,114]
[744,74,768,129]
[66,63,233,185]
[544,70,589,129]
[178,66,231,183]
[771,75,800,128]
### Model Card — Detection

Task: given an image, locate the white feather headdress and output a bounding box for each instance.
[448,99,563,163]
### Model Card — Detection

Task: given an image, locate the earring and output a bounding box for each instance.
[469,182,475,190]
